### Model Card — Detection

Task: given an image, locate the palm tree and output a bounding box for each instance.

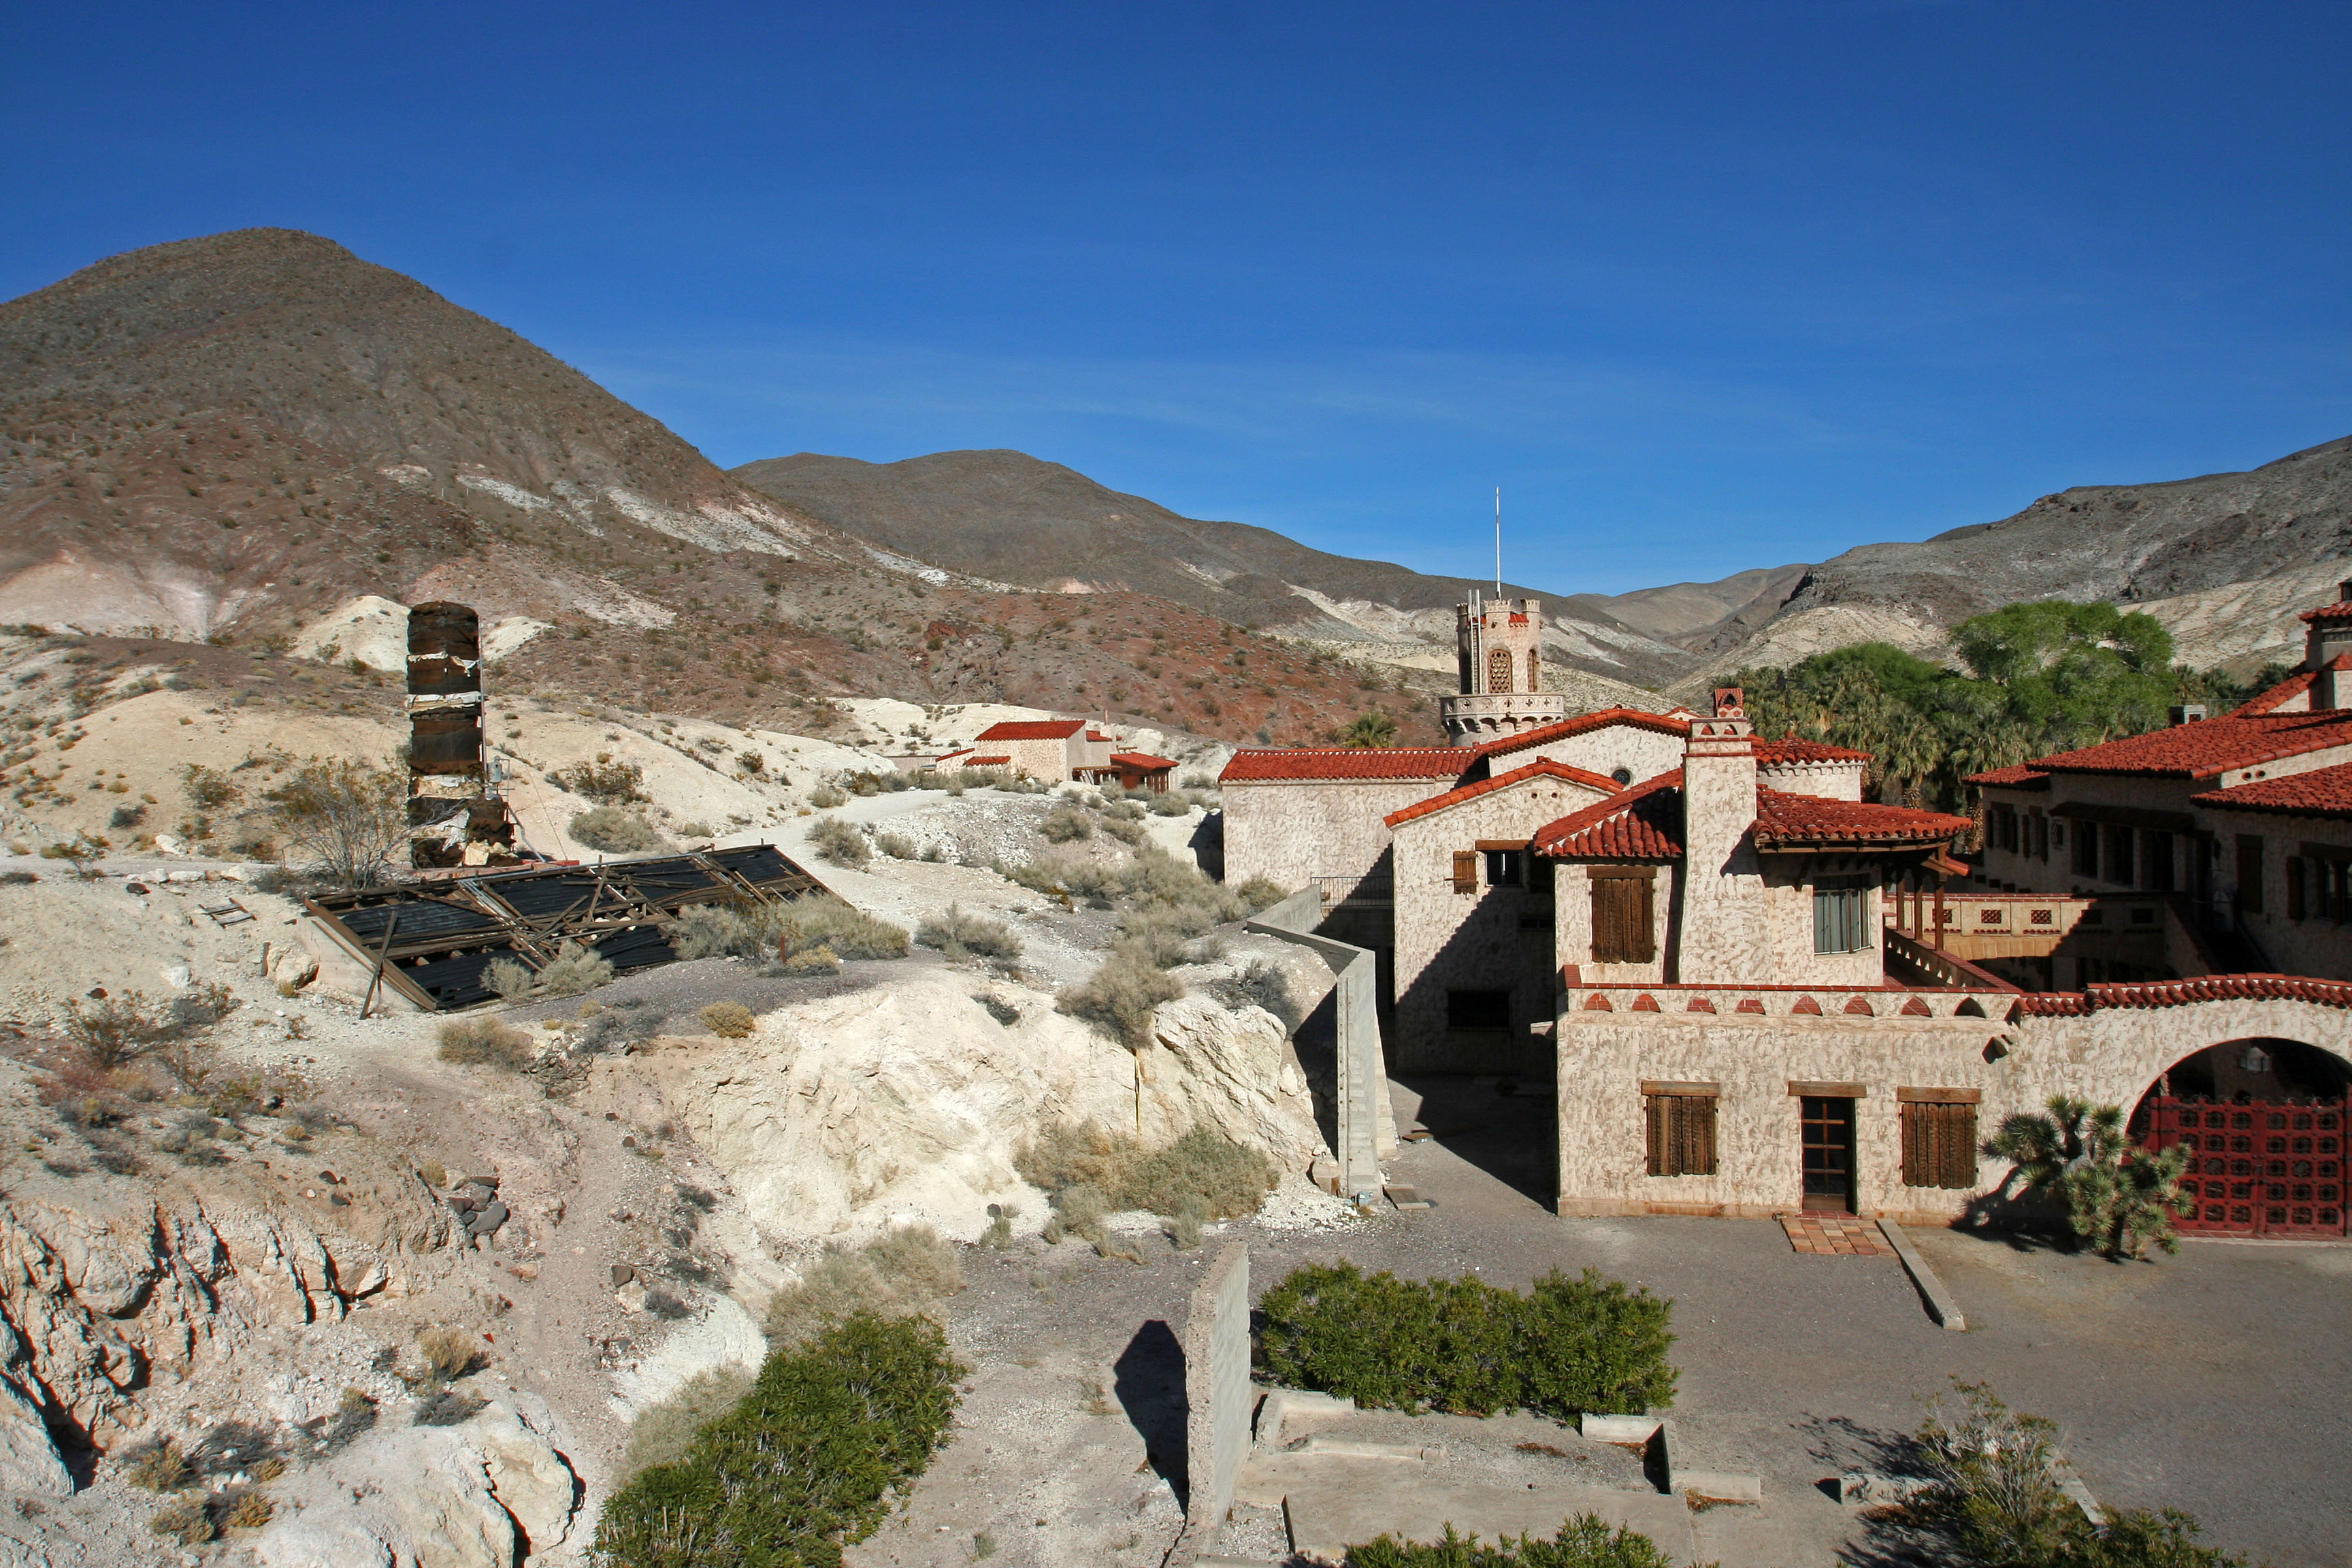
[1988,1096,2193,1259]
[1337,710,1399,748]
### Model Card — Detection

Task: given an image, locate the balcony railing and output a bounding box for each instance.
[1307,874,1394,909]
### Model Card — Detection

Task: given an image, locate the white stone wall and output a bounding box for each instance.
[1220,777,1455,893]
[1509,724,1686,787]
[1677,727,1768,983]
[1554,993,2352,1220]
[993,735,1080,781]
[1760,864,1884,987]
[1552,862,1673,985]
[1388,771,1612,1071]
[2208,808,2352,977]
[1757,757,1865,800]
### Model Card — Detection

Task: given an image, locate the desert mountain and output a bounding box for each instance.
[0,230,1451,746]
[731,448,1690,691]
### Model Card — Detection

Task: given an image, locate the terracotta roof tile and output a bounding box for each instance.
[1219,747,1472,783]
[969,755,1011,766]
[2191,760,2352,818]
[1533,770,1684,859]
[1471,706,1692,763]
[2019,974,2352,1015]
[2299,599,2352,623]
[2023,710,2352,779]
[1965,764,2051,788]
[2228,670,2317,717]
[975,719,1088,740]
[1754,736,1874,764]
[1752,789,1973,847]
[1109,751,1177,770]
[1382,758,1621,829]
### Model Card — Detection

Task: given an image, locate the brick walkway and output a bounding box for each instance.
[1778,1211,1891,1255]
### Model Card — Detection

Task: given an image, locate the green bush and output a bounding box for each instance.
[572,806,671,855]
[1257,1263,1676,1420]
[914,904,1023,964]
[808,815,870,868]
[1345,1516,1676,1568]
[621,1365,755,1482]
[593,1313,964,1567]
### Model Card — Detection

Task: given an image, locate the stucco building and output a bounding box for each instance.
[938,719,1118,783]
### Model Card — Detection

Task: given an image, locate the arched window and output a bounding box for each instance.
[1526,650,1541,693]
[1488,649,1514,693]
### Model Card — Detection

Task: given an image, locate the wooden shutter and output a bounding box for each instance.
[1899,1092,1980,1189]
[1644,1088,1717,1176]
[1452,850,1479,894]
[1590,870,1654,964]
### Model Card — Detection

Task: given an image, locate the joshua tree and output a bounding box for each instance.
[1988,1095,2193,1260]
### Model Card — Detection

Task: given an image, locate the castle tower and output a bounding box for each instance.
[1440,589,1568,744]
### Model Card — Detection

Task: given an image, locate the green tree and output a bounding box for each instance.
[1338,710,1399,748]
[1987,1096,2194,1259]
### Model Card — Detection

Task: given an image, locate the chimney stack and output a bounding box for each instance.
[1676,687,1767,982]
[406,602,514,868]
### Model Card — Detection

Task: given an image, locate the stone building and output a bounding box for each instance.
[939,719,1117,783]
[1441,591,1568,744]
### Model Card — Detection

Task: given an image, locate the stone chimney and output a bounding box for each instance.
[2302,581,2352,676]
[2316,653,2352,712]
[1676,688,1768,983]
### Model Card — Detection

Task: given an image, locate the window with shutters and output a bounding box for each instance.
[1899,1092,1979,1188]
[1452,849,1479,894]
[1644,1088,1718,1176]
[1589,868,1654,964]
[1813,876,1869,954]
[1488,648,1514,693]
[1447,990,1511,1030]
[2237,834,2265,914]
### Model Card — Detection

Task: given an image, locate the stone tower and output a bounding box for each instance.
[1441,589,1567,745]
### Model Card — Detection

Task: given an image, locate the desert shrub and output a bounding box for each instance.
[621,1365,757,1482]
[1256,1263,1677,1420]
[149,1498,214,1545]
[1100,814,1147,845]
[437,1017,533,1071]
[981,1203,1015,1248]
[700,1001,755,1039]
[1039,804,1093,843]
[762,1226,965,1349]
[873,830,919,859]
[63,992,178,1070]
[1345,1516,1675,1568]
[485,956,536,1001]
[416,1326,483,1384]
[847,770,910,796]
[1057,944,1184,1048]
[120,1436,193,1491]
[781,944,842,975]
[553,757,647,801]
[808,815,870,868]
[779,896,909,960]
[571,806,671,855]
[645,1286,692,1320]
[669,904,760,960]
[1208,959,1302,1028]
[108,803,146,830]
[414,1388,487,1426]
[914,904,1023,964]
[223,1491,274,1529]
[593,1313,964,1568]
[534,940,615,997]
[674,819,715,839]
[807,782,849,808]
[1989,1096,2193,1259]
[1147,791,1192,817]
[297,1388,378,1458]
[1019,1122,1274,1226]
[263,759,407,889]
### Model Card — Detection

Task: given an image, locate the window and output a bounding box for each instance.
[1899,1092,1980,1189]
[2103,824,2134,886]
[1590,868,1655,964]
[2237,834,2265,915]
[1813,876,1870,954]
[1447,989,1511,1030]
[2031,812,2049,862]
[1525,649,1541,693]
[2071,819,2097,877]
[1644,1086,1718,1176]
[1484,849,1524,887]
[1452,849,1478,894]
[1487,648,1514,693]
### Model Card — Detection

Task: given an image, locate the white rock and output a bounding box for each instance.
[0,1377,71,1497]
[472,1396,583,1551]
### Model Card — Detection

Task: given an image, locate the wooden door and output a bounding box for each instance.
[1801,1096,1857,1213]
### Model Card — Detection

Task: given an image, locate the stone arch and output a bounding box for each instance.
[2038,1000,2352,1123]
[1488,649,1514,693]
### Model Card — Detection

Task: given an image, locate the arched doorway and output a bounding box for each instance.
[2134,1039,2351,1237]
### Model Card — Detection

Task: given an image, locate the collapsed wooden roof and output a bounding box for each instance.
[304,845,829,1012]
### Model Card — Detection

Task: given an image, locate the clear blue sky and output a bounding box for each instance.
[5,2,2348,595]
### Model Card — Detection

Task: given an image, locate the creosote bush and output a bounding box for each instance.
[570,806,671,855]
[1345,1516,1676,1568]
[808,815,870,868]
[436,1017,533,1071]
[593,1313,964,1568]
[763,1226,966,1350]
[914,904,1023,964]
[699,1001,755,1039]
[1257,1262,1677,1420]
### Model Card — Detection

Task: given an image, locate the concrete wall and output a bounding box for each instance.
[1220,777,1453,893]
[1554,992,2352,1220]
[1389,771,1612,1073]
[1181,1242,1252,1545]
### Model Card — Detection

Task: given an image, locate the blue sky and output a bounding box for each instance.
[5,2,2348,595]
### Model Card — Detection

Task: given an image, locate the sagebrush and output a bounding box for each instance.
[570,806,671,855]
[436,1017,532,1070]
[1257,1262,1677,1419]
[1018,1122,1275,1248]
[915,904,1023,964]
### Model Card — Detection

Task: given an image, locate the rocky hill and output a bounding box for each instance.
[0,231,1437,747]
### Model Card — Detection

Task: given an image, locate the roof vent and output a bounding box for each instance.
[2170,704,2208,725]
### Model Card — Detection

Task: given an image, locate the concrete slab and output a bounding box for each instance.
[1278,1475,1693,1564]
[1877,1218,1967,1330]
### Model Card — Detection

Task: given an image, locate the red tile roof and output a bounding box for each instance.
[1533,770,1684,860]
[1471,706,1691,763]
[1752,789,1974,848]
[1965,764,2051,788]
[1109,751,1177,770]
[2299,598,2352,623]
[1085,730,1112,741]
[975,719,1087,740]
[2021,711,2352,780]
[2230,670,2317,717]
[2019,974,2352,1015]
[1220,747,1471,783]
[1382,758,1621,829]
[1754,737,1873,764]
[970,755,1011,766]
[2191,760,2352,818]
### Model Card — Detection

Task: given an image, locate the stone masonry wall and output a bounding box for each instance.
[1220,778,1452,894]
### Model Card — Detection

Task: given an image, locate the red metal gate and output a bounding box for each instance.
[2138,1098,2348,1237]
